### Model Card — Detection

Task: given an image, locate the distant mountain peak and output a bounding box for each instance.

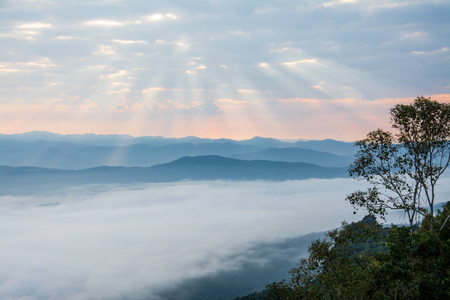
[248,136,279,141]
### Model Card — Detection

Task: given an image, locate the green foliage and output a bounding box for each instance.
[347,96,450,230]
[373,225,450,299]
[265,204,450,299]
[266,215,386,299]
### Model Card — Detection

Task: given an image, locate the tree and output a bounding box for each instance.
[263,205,450,299]
[265,216,387,300]
[245,97,450,300]
[373,210,450,299]
[347,96,450,230]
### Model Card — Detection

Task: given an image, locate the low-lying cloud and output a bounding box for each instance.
[1,178,449,300]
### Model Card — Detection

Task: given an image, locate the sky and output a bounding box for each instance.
[0,0,449,140]
[5,178,447,300]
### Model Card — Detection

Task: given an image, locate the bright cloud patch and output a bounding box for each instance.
[147,13,178,21]
[282,58,318,66]
[113,39,148,45]
[18,22,52,29]
[142,87,167,93]
[155,39,189,47]
[108,89,131,94]
[411,47,449,55]
[83,20,124,27]
[93,45,116,55]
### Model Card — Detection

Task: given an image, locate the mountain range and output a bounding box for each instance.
[0,155,349,195]
[0,131,356,169]
[0,132,356,195]
[0,131,356,153]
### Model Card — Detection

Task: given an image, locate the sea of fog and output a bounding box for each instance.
[1,177,449,300]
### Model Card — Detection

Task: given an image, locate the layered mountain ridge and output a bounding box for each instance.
[0,131,356,169]
[0,132,355,195]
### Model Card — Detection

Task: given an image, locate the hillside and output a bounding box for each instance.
[0,155,349,195]
[230,147,354,167]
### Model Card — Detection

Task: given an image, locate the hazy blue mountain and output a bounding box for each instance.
[0,139,108,169]
[0,131,136,146]
[151,156,348,181]
[292,139,356,157]
[236,136,295,148]
[0,131,237,147]
[0,132,355,154]
[0,156,349,195]
[230,147,354,167]
[0,135,357,169]
[1,132,357,171]
[0,139,262,169]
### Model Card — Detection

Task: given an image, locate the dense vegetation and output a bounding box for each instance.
[263,204,450,299]
[235,203,450,300]
[237,97,450,300]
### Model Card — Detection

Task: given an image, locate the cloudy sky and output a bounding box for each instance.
[1,0,449,140]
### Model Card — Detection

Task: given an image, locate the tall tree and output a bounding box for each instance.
[347,97,450,230]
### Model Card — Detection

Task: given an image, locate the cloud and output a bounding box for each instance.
[83,20,124,27]
[142,87,167,93]
[18,22,52,29]
[83,65,108,71]
[0,179,357,300]
[147,13,178,22]
[0,67,22,73]
[93,45,116,55]
[99,70,128,80]
[1,94,448,140]
[216,98,247,104]
[82,13,177,28]
[400,31,426,40]
[146,99,203,112]
[226,29,251,36]
[237,89,259,94]
[55,35,75,40]
[112,39,148,45]
[20,57,56,67]
[270,47,302,53]
[411,47,449,55]
[155,39,189,47]
[321,0,428,9]
[0,29,41,40]
[112,102,144,112]
[282,58,318,66]
[2,178,448,299]
[111,82,131,86]
[107,89,131,94]
[1,0,449,140]
[0,57,56,74]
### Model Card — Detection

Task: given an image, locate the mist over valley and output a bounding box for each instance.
[2,132,449,299]
[0,132,367,299]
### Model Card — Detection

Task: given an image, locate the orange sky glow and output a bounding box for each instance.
[2,94,449,141]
